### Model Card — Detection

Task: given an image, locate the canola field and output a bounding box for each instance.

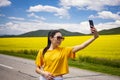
[0,35,120,60]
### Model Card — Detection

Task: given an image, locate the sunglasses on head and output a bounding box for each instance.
[54,36,64,40]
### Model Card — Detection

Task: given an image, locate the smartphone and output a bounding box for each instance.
[89,20,94,28]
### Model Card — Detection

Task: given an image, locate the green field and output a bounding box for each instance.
[0,35,120,76]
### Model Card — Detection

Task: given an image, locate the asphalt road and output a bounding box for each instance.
[0,54,120,80]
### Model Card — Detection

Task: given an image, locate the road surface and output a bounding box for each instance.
[0,54,120,80]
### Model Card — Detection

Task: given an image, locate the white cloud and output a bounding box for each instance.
[28,13,46,20]
[98,11,120,20]
[0,19,120,35]
[27,4,69,19]
[0,22,23,35]
[60,0,120,11]
[97,20,120,31]
[89,11,120,20]
[8,17,25,21]
[0,21,88,35]
[5,22,13,26]
[0,0,11,7]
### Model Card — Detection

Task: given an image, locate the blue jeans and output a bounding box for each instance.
[39,76,63,80]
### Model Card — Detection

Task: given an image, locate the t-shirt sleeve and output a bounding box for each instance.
[65,47,75,59]
[35,50,44,67]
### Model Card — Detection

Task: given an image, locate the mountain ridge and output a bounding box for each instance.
[0,27,120,37]
[18,29,84,37]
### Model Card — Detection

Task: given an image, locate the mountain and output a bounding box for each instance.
[99,27,120,35]
[18,27,120,37]
[17,29,84,37]
[0,27,120,37]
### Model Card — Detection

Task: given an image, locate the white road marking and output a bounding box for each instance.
[0,63,13,69]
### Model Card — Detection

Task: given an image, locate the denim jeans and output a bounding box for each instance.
[39,76,63,80]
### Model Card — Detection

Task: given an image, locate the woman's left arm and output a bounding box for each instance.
[72,27,99,53]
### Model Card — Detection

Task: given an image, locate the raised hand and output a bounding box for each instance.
[91,27,99,39]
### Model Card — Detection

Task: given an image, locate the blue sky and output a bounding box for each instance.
[0,0,120,35]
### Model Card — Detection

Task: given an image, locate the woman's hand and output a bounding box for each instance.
[42,71,54,80]
[91,27,99,39]
[35,66,54,80]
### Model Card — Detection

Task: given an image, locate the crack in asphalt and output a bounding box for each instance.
[18,70,37,78]
[64,74,104,79]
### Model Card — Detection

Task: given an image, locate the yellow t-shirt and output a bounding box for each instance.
[35,47,75,76]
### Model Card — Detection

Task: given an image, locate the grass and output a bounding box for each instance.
[78,56,120,68]
[0,50,38,60]
[68,59,120,76]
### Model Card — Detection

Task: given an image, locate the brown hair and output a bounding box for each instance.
[42,30,60,56]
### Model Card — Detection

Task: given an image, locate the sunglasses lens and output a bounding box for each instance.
[57,36,64,40]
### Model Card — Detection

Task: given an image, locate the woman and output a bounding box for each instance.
[35,27,99,80]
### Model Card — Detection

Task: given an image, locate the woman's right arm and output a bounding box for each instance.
[35,66,45,75]
[35,66,54,80]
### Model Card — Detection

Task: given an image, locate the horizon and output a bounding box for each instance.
[1,27,120,36]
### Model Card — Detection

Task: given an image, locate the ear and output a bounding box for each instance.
[49,36,53,41]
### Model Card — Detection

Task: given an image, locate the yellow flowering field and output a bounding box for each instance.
[0,35,120,60]
[63,35,120,60]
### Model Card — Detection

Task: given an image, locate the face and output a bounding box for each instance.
[50,32,64,47]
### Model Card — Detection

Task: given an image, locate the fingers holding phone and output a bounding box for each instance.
[89,20,99,38]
